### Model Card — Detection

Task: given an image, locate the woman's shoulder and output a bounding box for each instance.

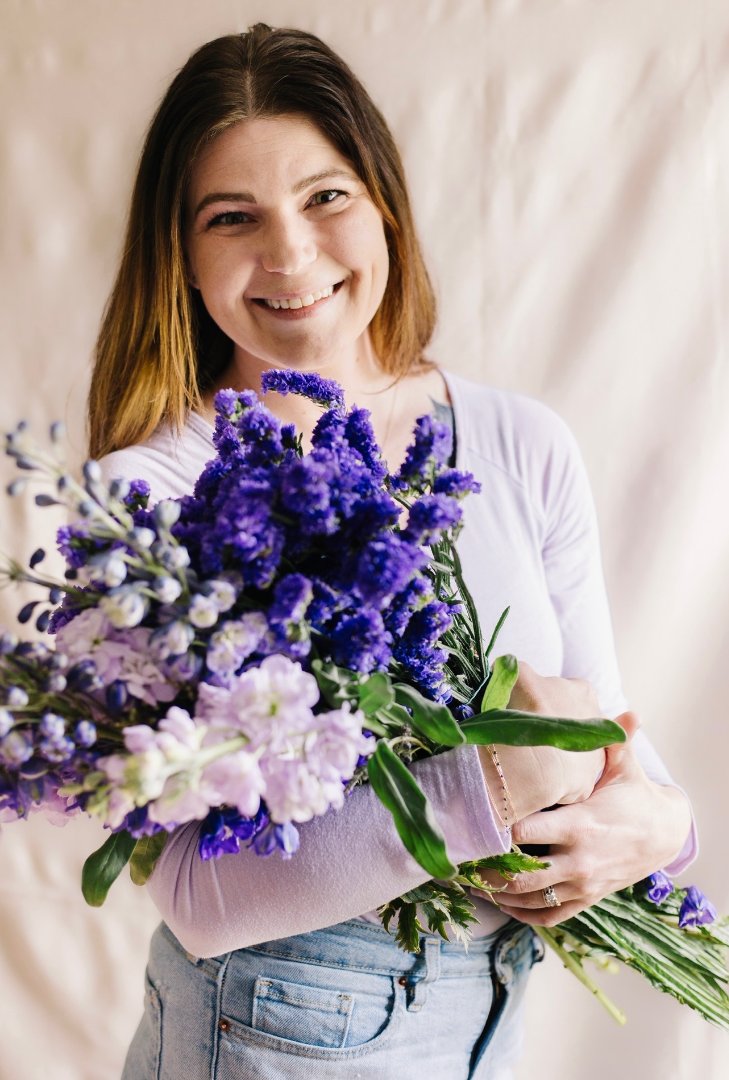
[98,412,215,503]
[442,369,581,476]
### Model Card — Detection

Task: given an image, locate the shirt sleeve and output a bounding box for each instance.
[146,745,508,958]
[539,413,697,874]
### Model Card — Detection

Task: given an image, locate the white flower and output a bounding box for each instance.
[205,613,268,675]
[188,594,220,629]
[100,586,148,629]
[153,576,183,604]
[150,620,195,660]
[203,579,238,613]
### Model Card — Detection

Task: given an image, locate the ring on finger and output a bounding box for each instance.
[542,885,561,908]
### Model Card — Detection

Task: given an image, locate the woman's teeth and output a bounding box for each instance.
[262,285,335,310]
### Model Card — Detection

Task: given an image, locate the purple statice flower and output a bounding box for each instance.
[269,574,313,624]
[198,805,269,860]
[214,387,258,421]
[330,611,392,673]
[678,886,718,928]
[344,407,387,483]
[354,535,427,605]
[261,369,345,410]
[403,493,463,546]
[279,454,340,536]
[122,478,151,512]
[644,871,674,904]
[56,523,96,569]
[433,468,481,499]
[391,414,452,492]
[384,576,433,638]
[393,600,454,699]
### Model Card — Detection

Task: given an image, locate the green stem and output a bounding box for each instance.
[535,927,627,1025]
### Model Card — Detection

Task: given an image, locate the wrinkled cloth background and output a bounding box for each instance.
[1,2,728,1078]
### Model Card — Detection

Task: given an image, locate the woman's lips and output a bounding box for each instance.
[251,281,343,319]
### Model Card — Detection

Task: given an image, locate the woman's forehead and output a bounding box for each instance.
[189,115,354,195]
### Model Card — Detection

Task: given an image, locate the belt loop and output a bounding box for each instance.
[407,937,441,1012]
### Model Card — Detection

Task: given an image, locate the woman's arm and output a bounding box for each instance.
[147,745,503,958]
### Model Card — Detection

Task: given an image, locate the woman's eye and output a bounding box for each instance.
[206,210,252,228]
[309,189,346,207]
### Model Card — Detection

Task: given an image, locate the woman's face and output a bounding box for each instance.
[185,114,390,376]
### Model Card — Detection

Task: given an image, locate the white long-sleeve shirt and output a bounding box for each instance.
[98,370,696,958]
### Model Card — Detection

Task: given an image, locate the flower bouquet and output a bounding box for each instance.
[1,370,727,1029]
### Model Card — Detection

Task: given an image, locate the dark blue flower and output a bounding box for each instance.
[643,871,674,905]
[678,885,718,928]
[198,805,270,860]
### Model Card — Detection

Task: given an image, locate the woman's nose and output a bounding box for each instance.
[260,215,316,275]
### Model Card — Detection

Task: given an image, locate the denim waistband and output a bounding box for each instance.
[160,915,533,984]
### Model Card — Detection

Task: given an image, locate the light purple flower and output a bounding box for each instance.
[678,886,718,928]
[644,871,674,904]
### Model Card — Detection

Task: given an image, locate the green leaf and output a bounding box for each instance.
[393,684,465,747]
[475,851,550,877]
[129,831,169,886]
[311,658,357,708]
[480,655,519,712]
[484,606,510,659]
[81,830,137,907]
[367,742,457,879]
[358,672,395,715]
[460,709,625,751]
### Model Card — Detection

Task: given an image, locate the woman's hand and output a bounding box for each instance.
[476,711,693,926]
[477,661,607,822]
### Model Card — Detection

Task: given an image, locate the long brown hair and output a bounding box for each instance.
[88,25,437,458]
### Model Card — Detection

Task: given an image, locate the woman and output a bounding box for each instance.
[94,25,694,1079]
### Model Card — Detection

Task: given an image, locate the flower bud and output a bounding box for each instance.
[154,499,182,529]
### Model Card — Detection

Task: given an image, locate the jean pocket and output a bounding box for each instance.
[217,955,404,1067]
[251,976,354,1048]
[121,973,162,1080]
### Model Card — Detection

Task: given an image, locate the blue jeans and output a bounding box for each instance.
[123,917,543,1080]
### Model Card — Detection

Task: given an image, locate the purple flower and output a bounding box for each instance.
[252,820,301,859]
[331,611,392,673]
[678,885,718,928]
[644,871,674,904]
[261,369,345,410]
[433,469,481,499]
[198,805,269,860]
[403,493,462,546]
[391,414,452,492]
[354,535,427,604]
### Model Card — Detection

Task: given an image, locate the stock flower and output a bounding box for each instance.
[678,886,718,928]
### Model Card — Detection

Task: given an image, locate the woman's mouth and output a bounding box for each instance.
[252,281,343,317]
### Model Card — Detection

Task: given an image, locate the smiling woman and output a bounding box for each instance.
[184,116,390,389]
[85,22,696,1080]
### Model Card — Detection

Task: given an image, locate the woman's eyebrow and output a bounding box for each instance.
[193,169,358,218]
